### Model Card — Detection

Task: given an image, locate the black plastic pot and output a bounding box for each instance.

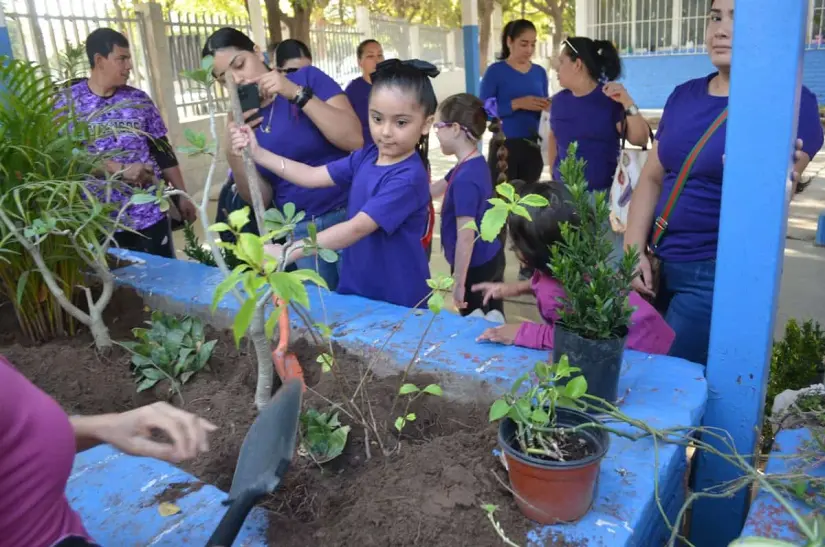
[498,406,609,524]
[553,325,626,404]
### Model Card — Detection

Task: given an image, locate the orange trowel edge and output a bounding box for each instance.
[271,296,306,392]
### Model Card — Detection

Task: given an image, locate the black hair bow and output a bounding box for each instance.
[372,58,440,79]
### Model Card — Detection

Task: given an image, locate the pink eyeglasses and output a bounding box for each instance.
[433,121,477,141]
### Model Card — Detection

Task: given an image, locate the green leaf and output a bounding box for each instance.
[142,368,164,381]
[511,204,531,220]
[137,378,159,392]
[479,206,509,243]
[130,193,157,205]
[228,207,251,231]
[405,412,416,421]
[530,408,550,424]
[265,306,279,340]
[268,272,310,308]
[201,55,215,72]
[495,182,516,202]
[211,267,244,311]
[422,384,443,396]
[318,248,338,264]
[398,383,420,395]
[314,322,332,338]
[519,194,550,207]
[317,353,333,372]
[564,376,588,399]
[208,222,232,233]
[394,417,405,431]
[307,221,317,242]
[427,292,444,314]
[460,219,479,232]
[196,339,217,368]
[181,371,195,383]
[233,298,256,346]
[283,202,296,220]
[291,268,329,290]
[158,199,170,213]
[15,270,29,305]
[489,399,511,421]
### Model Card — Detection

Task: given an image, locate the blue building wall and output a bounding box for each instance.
[622,49,825,109]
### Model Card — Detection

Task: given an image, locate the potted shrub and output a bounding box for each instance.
[488,355,609,524]
[550,143,638,403]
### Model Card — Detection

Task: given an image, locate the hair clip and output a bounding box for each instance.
[483,97,498,119]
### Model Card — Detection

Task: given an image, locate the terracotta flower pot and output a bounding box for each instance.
[498,407,609,524]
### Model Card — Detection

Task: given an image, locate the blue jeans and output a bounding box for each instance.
[290,207,347,291]
[655,259,716,366]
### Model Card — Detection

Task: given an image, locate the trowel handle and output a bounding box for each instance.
[204,491,258,547]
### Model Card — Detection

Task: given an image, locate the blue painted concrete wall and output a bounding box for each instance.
[740,428,823,542]
[69,250,709,546]
[622,50,825,110]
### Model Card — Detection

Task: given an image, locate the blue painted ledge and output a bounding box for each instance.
[740,428,824,542]
[70,250,708,546]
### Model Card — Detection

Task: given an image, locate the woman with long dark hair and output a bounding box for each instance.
[624,0,823,366]
[202,28,363,290]
[346,39,385,147]
[480,19,549,187]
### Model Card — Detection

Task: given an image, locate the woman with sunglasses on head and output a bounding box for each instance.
[203,28,363,290]
[624,0,823,367]
[548,37,651,261]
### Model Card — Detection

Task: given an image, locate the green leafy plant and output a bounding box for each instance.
[488,355,588,460]
[768,319,825,411]
[181,222,242,269]
[0,57,133,348]
[394,382,443,432]
[549,142,638,340]
[463,181,550,243]
[300,408,351,463]
[121,311,217,393]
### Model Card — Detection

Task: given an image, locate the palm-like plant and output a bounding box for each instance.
[0,57,125,345]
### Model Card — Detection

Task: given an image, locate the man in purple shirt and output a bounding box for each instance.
[55,28,196,258]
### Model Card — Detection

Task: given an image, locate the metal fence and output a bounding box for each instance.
[3,0,152,92]
[309,23,363,87]
[166,11,253,119]
[370,15,410,60]
[418,25,450,68]
[810,0,825,48]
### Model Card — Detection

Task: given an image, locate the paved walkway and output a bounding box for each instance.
[175,133,825,337]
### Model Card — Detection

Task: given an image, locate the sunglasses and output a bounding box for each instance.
[277,67,299,74]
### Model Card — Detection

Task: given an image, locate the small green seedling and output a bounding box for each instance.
[121,311,216,392]
[394,382,443,432]
[300,408,351,463]
[489,355,588,460]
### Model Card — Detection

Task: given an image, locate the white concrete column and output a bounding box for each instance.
[410,25,421,59]
[247,0,266,48]
[355,6,371,38]
[630,0,638,51]
[135,2,181,140]
[671,0,683,48]
[575,0,590,37]
[447,29,457,66]
[808,0,816,42]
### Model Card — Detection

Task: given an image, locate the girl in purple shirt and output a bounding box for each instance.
[230,60,437,309]
[346,39,385,148]
[204,28,364,291]
[430,93,505,316]
[625,0,824,366]
[473,182,674,354]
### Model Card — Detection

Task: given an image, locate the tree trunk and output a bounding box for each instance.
[551,5,565,55]
[251,307,274,410]
[479,0,495,72]
[289,2,312,46]
[264,0,283,44]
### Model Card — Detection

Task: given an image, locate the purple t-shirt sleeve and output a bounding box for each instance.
[798,87,824,158]
[451,171,483,218]
[361,170,423,235]
[326,148,361,190]
[306,66,344,102]
[481,64,513,117]
[140,95,168,139]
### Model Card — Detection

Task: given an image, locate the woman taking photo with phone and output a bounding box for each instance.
[202,27,363,290]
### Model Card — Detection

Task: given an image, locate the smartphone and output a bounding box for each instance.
[237,83,261,123]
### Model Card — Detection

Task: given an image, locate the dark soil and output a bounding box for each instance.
[2,288,537,546]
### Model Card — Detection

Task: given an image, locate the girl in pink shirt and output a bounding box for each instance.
[474,181,674,355]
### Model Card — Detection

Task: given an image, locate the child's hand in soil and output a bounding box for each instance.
[77,402,217,463]
[476,323,520,345]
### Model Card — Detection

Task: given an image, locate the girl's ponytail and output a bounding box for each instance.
[489,118,509,186]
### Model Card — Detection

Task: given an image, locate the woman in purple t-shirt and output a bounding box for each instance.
[346,39,385,148]
[625,0,824,366]
[203,28,364,291]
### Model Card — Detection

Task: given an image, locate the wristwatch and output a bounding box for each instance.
[625,104,640,116]
[290,85,314,109]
